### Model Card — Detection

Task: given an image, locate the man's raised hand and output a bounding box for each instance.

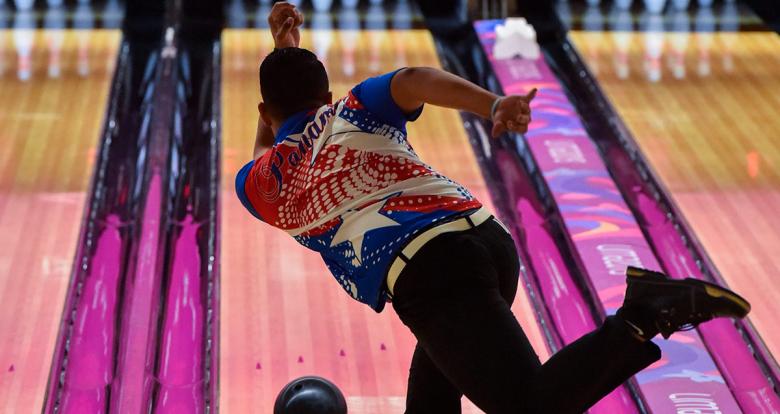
[491,88,537,138]
[268,2,304,49]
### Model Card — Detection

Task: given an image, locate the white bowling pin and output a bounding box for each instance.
[44,4,65,77]
[13,0,34,11]
[74,3,94,77]
[583,4,604,74]
[609,5,633,79]
[556,0,572,30]
[341,0,358,9]
[311,10,333,62]
[719,0,739,72]
[695,6,715,77]
[338,6,359,77]
[312,0,333,12]
[667,9,690,79]
[671,0,689,11]
[227,0,247,28]
[254,2,270,29]
[13,10,35,81]
[641,11,665,82]
[0,6,9,77]
[643,0,667,14]
[366,3,386,73]
[392,0,412,30]
[103,0,122,29]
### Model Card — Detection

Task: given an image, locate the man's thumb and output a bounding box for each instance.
[525,88,538,101]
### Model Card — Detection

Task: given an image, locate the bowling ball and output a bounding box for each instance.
[273,376,347,414]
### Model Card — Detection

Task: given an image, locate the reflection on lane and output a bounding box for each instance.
[0,29,120,413]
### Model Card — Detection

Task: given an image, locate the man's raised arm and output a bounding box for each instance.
[253,2,305,159]
[390,67,536,138]
[268,2,304,49]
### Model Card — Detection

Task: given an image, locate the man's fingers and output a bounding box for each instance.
[269,3,297,26]
[295,9,304,26]
[491,120,507,138]
[517,100,530,114]
[275,17,294,40]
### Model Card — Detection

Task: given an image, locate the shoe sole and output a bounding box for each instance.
[626,266,751,317]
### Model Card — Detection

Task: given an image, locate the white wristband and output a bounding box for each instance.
[490,97,503,121]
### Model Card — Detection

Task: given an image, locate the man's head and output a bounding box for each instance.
[259,47,331,126]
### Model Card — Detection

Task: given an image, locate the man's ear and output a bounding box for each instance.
[258,102,274,126]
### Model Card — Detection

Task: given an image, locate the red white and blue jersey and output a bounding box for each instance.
[236,70,482,311]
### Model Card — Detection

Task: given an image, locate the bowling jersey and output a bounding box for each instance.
[236,70,482,311]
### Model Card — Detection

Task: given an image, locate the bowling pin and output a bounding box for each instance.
[103,0,123,29]
[13,10,34,81]
[73,2,94,77]
[582,3,604,74]
[556,0,572,30]
[609,5,633,79]
[0,3,9,77]
[643,0,667,15]
[46,0,63,6]
[338,5,359,78]
[311,9,333,63]
[392,0,412,30]
[312,0,333,12]
[227,0,248,29]
[694,4,715,77]
[341,0,358,9]
[615,0,633,11]
[13,0,34,11]
[390,0,413,68]
[719,0,739,72]
[640,7,666,82]
[366,3,386,73]
[667,7,690,79]
[44,2,65,78]
[671,0,689,11]
[254,1,271,29]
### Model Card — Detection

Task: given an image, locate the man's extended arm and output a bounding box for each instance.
[390,67,536,137]
[253,2,305,158]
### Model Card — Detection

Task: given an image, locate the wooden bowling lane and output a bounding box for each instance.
[570,31,780,360]
[0,29,119,412]
[221,29,549,413]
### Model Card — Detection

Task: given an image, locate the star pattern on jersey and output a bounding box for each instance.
[329,196,401,264]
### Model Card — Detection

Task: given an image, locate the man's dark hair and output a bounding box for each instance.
[259,47,329,119]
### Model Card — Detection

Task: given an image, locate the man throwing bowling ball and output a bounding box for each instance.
[236,3,751,413]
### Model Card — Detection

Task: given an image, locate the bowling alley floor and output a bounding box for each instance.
[0,28,120,412]
[568,1,780,363]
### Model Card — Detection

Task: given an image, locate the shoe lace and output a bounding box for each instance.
[657,313,709,339]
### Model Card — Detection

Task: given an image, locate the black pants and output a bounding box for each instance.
[391,218,661,414]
